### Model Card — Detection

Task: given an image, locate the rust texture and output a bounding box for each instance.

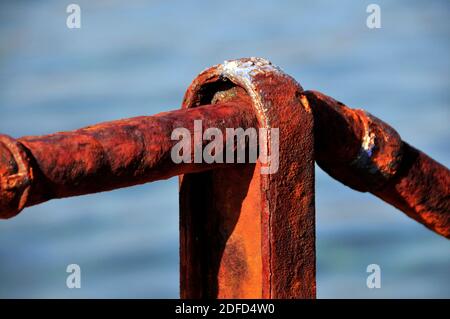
[180,57,316,299]
[0,99,257,218]
[304,90,450,238]
[0,57,449,300]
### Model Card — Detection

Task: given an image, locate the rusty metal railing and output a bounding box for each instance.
[0,57,449,298]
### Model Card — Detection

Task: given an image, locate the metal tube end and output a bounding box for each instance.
[0,134,33,218]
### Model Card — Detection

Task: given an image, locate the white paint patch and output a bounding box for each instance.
[220,57,283,175]
[362,130,376,157]
[220,57,283,127]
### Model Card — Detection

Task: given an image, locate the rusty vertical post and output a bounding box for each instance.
[179,58,316,298]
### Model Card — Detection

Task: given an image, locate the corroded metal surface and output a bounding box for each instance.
[0,135,33,218]
[180,57,316,298]
[0,100,257,218]
[0,57,449,300]
[304,90,450,238]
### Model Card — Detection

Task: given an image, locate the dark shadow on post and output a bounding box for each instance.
[180,164,259,298]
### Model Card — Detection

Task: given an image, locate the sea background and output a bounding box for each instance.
[0,0,449,298]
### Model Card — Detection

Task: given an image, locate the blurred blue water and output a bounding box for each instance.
[0,0,449,298]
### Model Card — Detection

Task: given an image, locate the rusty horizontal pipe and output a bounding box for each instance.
[303,90,450,238]
[0,89,256,218]
[0,80,448,238]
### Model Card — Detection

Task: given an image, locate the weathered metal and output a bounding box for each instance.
[180,58,315,298]
[0,98,257,218]
[0,57,448,300]
[304,90,450,238]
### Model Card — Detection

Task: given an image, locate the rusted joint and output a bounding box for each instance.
[0,134,33,218]
[304,90,404,192]
[350,110,403,183]
[304,90,449,238]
